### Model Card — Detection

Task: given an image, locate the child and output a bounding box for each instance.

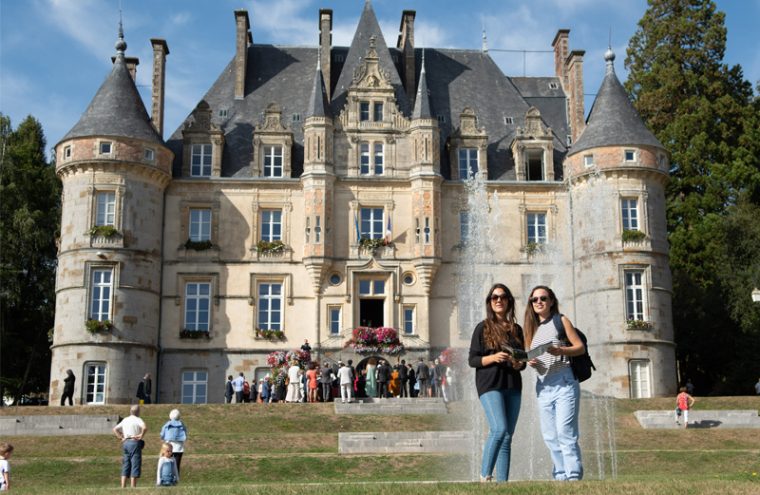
[675,386,695,427]
[156,442,179,486]
[0,442,13,491]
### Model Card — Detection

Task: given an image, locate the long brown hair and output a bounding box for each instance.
[483,283,520,349]
[523,285,560,348]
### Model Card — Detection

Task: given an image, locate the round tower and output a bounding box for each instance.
[49,26,172,404]
[566,49,675,398]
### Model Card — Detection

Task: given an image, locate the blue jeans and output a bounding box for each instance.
[121,439,142,478]
[536,367,583,480]
[479,388,521,481]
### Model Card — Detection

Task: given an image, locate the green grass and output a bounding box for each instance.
[2,398,760,493]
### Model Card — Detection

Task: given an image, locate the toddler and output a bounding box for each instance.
[156,442,179,486]
[0,442,13,491]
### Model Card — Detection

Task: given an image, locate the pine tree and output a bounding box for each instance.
[625,0,760,394]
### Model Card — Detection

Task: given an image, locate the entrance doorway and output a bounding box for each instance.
[359,299,384,327]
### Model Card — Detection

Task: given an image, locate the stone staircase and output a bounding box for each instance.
[339,430,471,454]
[634,409,760,429]
[334,397,448,415]
[0,414,120,436]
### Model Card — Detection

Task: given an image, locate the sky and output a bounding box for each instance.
[1,0,758,156]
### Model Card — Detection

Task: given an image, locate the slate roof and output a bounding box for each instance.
[411,53,432,120]
[62,52,162,146]
[306,57,331,119]
[569,54,663,156]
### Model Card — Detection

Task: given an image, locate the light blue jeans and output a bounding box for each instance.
[479,388,522,481]
[535,367,583,480]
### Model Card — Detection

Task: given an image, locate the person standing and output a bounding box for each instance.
[415,357,430,398]
[286,361,301,403]
[320,362,334,402]
[224,375,234,404]
[398,359,408,397]
[337,361,354,403]
[136,373,152,404]
[113,404,147,488]
[61,369,75,406]
[232,373,245,403]
[469,283,525,482]
[301,339,312,354]
[155,443,179,486]
[524,285,585,481]
[376,360,391,398]
[306,363,319,403]
[754,378,760,395]
[0,443,13,492]
[407,363,417,398]
[364,358,377,399]
[675,386,696,427]
[159,409,187,474]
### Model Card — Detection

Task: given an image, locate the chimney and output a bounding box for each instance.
[552,29,569,88]
[150,39,169,138]
[111,56,139,81]
[397,10,416,101]
[319,9,332,100]
[234,10,251,100]
[567,50,585,144]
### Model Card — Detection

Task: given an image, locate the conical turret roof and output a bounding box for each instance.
[411,50,432,119]
[330,0,410,116]
[60,29,162,146]
[568,49,663,156]
[306,53,331,119]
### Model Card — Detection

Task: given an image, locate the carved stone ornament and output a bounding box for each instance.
[520,106,551,138]
[185,100,220,132]
[352,36,391,89]
[256,103,289,132]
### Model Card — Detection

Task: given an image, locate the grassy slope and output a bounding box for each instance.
[2,398,759,494]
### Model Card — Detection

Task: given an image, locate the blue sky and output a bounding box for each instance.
[2,0,758,156]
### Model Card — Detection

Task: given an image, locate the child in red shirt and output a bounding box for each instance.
[675,386,695,427]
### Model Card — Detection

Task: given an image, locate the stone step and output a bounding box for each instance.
[334,397,449,415]
[634,409,760,429]
[339,431,471,454]
[0,414,121,436]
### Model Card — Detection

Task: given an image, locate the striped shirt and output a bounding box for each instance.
[529,317,570,378]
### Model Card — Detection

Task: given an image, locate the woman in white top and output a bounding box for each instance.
[523,285,585,481]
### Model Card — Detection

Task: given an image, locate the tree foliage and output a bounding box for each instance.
[625,0,760,394]
[0,113,61,402]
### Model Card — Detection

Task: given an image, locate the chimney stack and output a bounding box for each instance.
[319,9,332,100]
[234,10,251,100]
[397,10,416,101]
[552,29,569,88]
[149,39,169,137]
[567,50,585,143]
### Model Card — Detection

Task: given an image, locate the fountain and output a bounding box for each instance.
[451,173,618,481]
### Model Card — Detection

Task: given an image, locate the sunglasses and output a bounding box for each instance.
[530,296,549,303]
[490,294,509,302]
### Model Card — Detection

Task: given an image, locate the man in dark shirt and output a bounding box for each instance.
[415,357,430,397]
[407,364,417,397]
[320,362,333,402]
[376,360,391,398]
[398,359,408,397]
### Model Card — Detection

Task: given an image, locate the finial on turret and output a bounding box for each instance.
[481,26,488,53]
[115,11,127,56]
[421,48,426,74]
[604,46,615,75]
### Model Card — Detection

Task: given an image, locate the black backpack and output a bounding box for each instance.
[552,313,596,383]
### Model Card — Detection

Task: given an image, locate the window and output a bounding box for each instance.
[99,142,112,155]
[218,109,228,118]
[625,270,646,321]
[185,282,211,332]
[89,268,113,321]
[181,370,208,404]
[373,103,384,122]
[263,146,283,177]
[64,145,72,160]
[315,216,321,243]
[624,149,636,162]
[360,143,370,175]
[402,272,415,286]
[437,115,446,124]
[360,208,384,239]
[374,143,384,175]
[458,148,478,179]
[329,306,341,335]
[629,360,652,398]
[292,113,301,122]
[459,211,470,244]
[329,273,342,286]
[360,102,370,121]
[144,148,155,161]
[504,117,513,125]
[526,150,544,180]
[84,363,106,404]
[403,306,415,334]
[566,135,572,146]
[191,144,212,177]
[258,282,282,331]
[261,210,282,242]
[621,198,639,231]
[424,217,431,244]
[549,82,559,90]
[189,208,212,242]
[584,154,594,168]
[95,192,116,227]
[359,279,385,296]
[527,213,547,245]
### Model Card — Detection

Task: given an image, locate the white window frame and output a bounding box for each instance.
[89,268,113,321]
[359,101,370,121]
[373,102,384,122]
[629,359,652,398]
[360,142,371,175]
[402,305,415,335]
[95,191,116,227]
[99,141,112,155]
[181,370,208,404]
[261,209,282,242]
[84,362,107,405]
[258,282,283,331]
[328,306,342,336]
[358,278,385,297]
[263,145,283,178]
[360,207,384,240]
[191,143,213,177]
[458,148,478,179]
[189,208,212,242]
[624,149,636,162]
[624,269,647,321]
[373,143,384,175]
[527,212,547,245]
[584,154,594,168]
[185,282,211,332]
[64,145,72,160]
[144,148,155,161]
[621,198,640,231]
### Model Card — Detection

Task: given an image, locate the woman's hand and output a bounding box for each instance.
[547,345,563,356]
[485,352,510,366]
[527,358,539,368]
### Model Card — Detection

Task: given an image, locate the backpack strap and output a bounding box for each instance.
[552,313,566,341]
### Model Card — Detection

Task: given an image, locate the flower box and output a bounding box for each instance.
[86,319,113,334]
[180,328,210,339]
[345,326,405,355]
[622,230,646,243]
[255,240,287,254]
[256,328,286,340]
[88,225,120,238]
[184,239,214,251]
[626,319,653,331]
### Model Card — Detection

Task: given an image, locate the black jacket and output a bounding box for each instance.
[468,320,525,397]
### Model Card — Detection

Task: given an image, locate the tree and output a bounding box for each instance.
[625,0,760,394]
[0,114,61,403]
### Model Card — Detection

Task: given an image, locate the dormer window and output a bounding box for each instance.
[504,117,513,125]
[549,82,559,90]
[99,142,112,155]
[218,109,228,118]
[526,150,544,181]
[360,102,370,121]
[625,149,636,162]
[373,103,383,122]
[458,148,478,179]
[263,146,283,177]
[292,113,301,123]
[191,144,212,177]
[437,115,446,124]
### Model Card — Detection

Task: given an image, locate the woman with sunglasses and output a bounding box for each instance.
[523,285,585,481]
[468,283,525,482]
